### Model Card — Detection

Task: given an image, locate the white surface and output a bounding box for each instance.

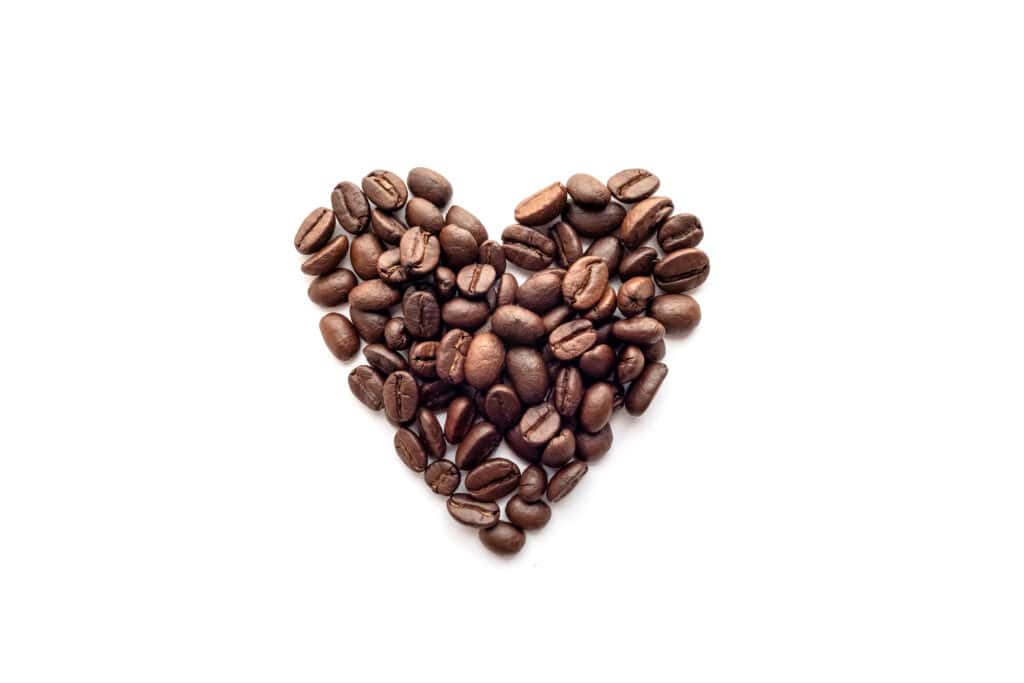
[1,1,1022,681]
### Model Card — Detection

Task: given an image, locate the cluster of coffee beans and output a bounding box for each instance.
[294,168,708,554]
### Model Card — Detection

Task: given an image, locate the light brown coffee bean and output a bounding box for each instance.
[319,312,359,360]
[619,196,674,248]
[514,181,567,226]
[607,168,660,202]
[566,173,611,207]
[308,268,356,306]
[361,170,408,210]
[407,167,452,207]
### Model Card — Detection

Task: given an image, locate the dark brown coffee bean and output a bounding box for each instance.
[566,173,611,207]
[407,167,452,207]
[618,247,660,279]
[419,380,457,410]
[607,168,660,202]
[446,205,488,244]
[562,255,610,311]
[514,181,567,226]
[408,340,439,378]
[383,317,411,351]
[444,395,476,444]
[563,201,626,237]
[361,170,407,211]
[518,402,560,446]
[519,465,547,502]
[579,382,615,433]
[575,424,613,460]
[346,232,381,280]
[308,268,356,306]
[405,197,445,232]
[619,196,674,249]
[447,494,499,527]
[581,285,618,323]
[625,362,667,415]
[650,293,701,333]
[295,207,335,254]
[584,236,624,275]
[506,347,549,405]
[441,298,491,330]
[516,270,564,313]
[643,339,666,362]
[331,181,370,233]
[541,304,573,333]
[439,225,479,269]
[348,365,385,410]
[382,370,419,424]
[369,208,407,245]
[505,425,543,463]
[618,276,656,317]
[402,289,441,339]
[394,427,427,472]
[350,308,388,343]
[455,421,501,469]
[479,521,525,554]
[612,316,665,345]
[363,343,407,374]
[616,345,646,384]
[465,333,505,390]
[653,248,710,293]
[399,227,441,275]
[552,222,583,268]
[506,495,551,530]
[456,263,496,298]
[487,273,518,310]
[579,344,615,380]
[300,234,348,276]
[436,329,472,384]
[415,407,445,460]
[490,305,545,345]
[553,366,584,417]
[502,224,556,270]
[376,248,409,285]
[483,384,522,431]
[348,279,401,312]
[319,312,359,360]
[549,319,597,361]
[434,266,457,299]
[658,213,703,252]
[424,459,460,495]
[466,458,521,501]
[542,428,576,467]
[547,460,588,502]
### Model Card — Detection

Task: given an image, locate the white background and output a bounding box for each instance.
[1,1,1022,681]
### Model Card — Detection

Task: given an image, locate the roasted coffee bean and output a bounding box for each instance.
[383,317,411,350]
[579,344,616,380]
[607,168,660,202]
[505,425,543,463]
[575,424,613,460]
[399,227,441,275]
[612,316,665,345]
[506,347,549,405]
[319,312,359,360]
[439,225,479,269]
[394,427,427,472]
[519,465,547,502]
[616,345,646,384]
[584,236,624,275]
[419,380,457,410]
[518,402,561,446]
[444,395,477,444]
[549,319,597,360]
[456,263,496,298]
[478,239,507,276]
[547,460,588,502]
[347,232,382,280]
[490,305,546,344]
[465,333,505,390]
[446,205,488,244]
[487,273,518,310]
[350,308,388,343]
[441,298,491,330]
[402,289,441,339]
[618,276,656,317]
[653,248,710,293]
[618,247,660,279]
[542,304,573,333]
[369,208,407,244]
[562,255,610,310]
[447,494,500,528]
[363,343,407,374]
[566,173,611,207]
[514,181,567,226]
[581,285,618,323]
[466,458,521,501]
[308,268,356,306]
[382,371,419,424]
[658,213,703,252]
[625,362,668,415]
[553,366,584,417]
[479,522,525,554]
[563,201,626,237]
[331,181,370,233]
[349,279,401,311]
[300,234,349,276]
[619,196,674,249]
[408,340,439,379]
[295,207,336,254]
[424,459,460,495]
[502,224,556,270]
[434,266,457,299]
[362,170,408,211]
[579,382,615,433]
[542,428,576,467]
[455,421,502,469]
[483,384,522,431]
[405,197,445,232]
[552,222,583,267]
[516,270,564,313]
[348,365,385,410]
[407,167,452,207]
[506,495,551,530]
[643,339,666,362]
[649,293,701,333]
[376,248,409,285]
[437,329,473,384]
[416,407,446,460]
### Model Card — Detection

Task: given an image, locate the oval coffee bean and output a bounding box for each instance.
[439,225,479,269]
[424,459,460,495]
[456,263,496,298]
[348,365,385,410]
[502,224,556,270]
[455,421,502,470]
[625,362,668,416]
[547,460,588,502]
[616,345,646,384]
[579,382,615,433]
[649,293,701,333]
[361,170,408,211]
[612,316,665,345]
[514,181,567,226]
[402,289,441,339]
[437,328,473,384]
[369,208,407,244]
[553,365,584,417]
[479,522,525,554]
[562,255,609,310]
[516,270,565,313]
[363,343,407,374]
[618,276,656,317]
[490,305,546,345]
[408,340,439,379]
[376,248,409,285]
[506,347,549,405]
[382,370,419,424]
[419,379,457,410]
[519,465,548,502]
[444,395,476,444]
[447,494,500,528]
[300,234,349,276]
[407,167,452,207]
[466,458,521,502]
[394,427,427,472]
[653,248,710,293]
[350,308,388,343]
[584,235,624,275]
[308,268,356,306]
[478,239,507,276]
[505,425,543,463]
[399,226,441,275]
[552,221,583,267]
[575,424,613,460]
[566,173,611,207]
[607,168,660,202]
[506,495,551,530]
[319,312,359,360]
[384,317,411,351]
[619,196,673,249]
[541,428,576,468]
[548,319,597,361]
[563,201,626,237]
[464,333,505,390]
[331,181,370,233]
[619,247,660,279]
[416,407,446,460]
[349,279,402,312]
[441,298,491,330]
[295,207,335,254]
[483,384,522,431]
[405,197,445,232]
[658,213,704,252]
[581,286,618,323]
[350,232,384,280]
[643,338,666,362]
[446,205,488,244]
[579,344,616,380]
[518,402,561,446]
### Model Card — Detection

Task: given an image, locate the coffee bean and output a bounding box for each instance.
[618,276,655,317]
[649,293,701,333]
[562,255,610,311]
[300,234,349,276]
[619,196,673,249]
[416,407,446,460]
[383,317,411,351]
[502,224,556,270]
[584,236,624,275]
[456,263,497,298]
[618,247,660,279]
[563,201,626,237]
[424,459,460,495]
[506,495,551,530]
[319,312,359,360]
[625,362,667,415]
[466,458,521,501]
[408,340,439,379]
[616,345,646,384]
[441,298,491,330]
[455,421,501,469]
[541,428,576,467]
[552,222,583,267]
[382,370,419,424]
[348,365,385,410]
[579,344,616,380]
[407,167,452,207]
[295,207,336,254]
[643,339,666,362]
[579,382,615,433]
[612,316,665,345]
[547,460,588,502]
[653,248,710,293]
[348,279,400,312]
[553,365,584,417]
[447,494,499,527]
[566,173,611,207]
[363,343,407,374]
[506,346,549,405]
[542,304,573,333]
[549,319,597,361]
[434,266,457,299]
[362,170,408,211]
[478,522,525,554]
[490,305,546,345]
[370,208,407,244]
[516,270,564,313]
[308,268,356,306]
[514,181,567,226]
[658,213,703,252]
[419,380,457,410]
[487,273,518,310]
[437,328,473,384]
[439,225,479,269]
[518,402,560,446]
[394,427,427,472]
[607,168,660,202]
[505,425,543,463]
[446,205,488,244]
[519,465,548,502]
[483,384,522,431]
[580,285,618,323]
[376,248,409,285]
[402,289,441,339]
[350,308,388,343]
[575,424,612,460]
[405,197,445,232]
[444,395,477,444]
[399,227,441,276]
[464,333,505,390]
[348,232,383,280]
[331,181,370,233]
[478,239,507,276]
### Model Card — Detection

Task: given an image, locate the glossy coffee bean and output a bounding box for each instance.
[643,339,666,362]
[547,460,588,502]
[300,234,348,275]
[394,427,427,472]
[619,196,674,249]
[542,304,573,333]
[466,458,521,501]
[376,248,409,285]
[552,222,583,267]
[612,316,665,345]
[579,344,616,380]
[437,329,473,384]
[514,181,567,226]
[350,232,384,280]
[549,319,597,361]
[308,268,356,306]
[295,207,335,254]
[444,395,476,444]
[415,407,446,460]
[419,380,457,410]
[348,365,385,410]
[479,522,525,554]
[616,345,646,384]
[625,362,668,415]
[382,370,419,424]
[441,298,491,330]
[455,421,502,469]
[505,425,543,463]
[331,181,370,233]
[506,495,551,530]
[502,224,556,270]
[408,340,439,379]
[447,494,500,527]
[575,424,613,460]
[563,201,626,237]
[361,170,407,211]
[519,465,548,502]
[518,402,561,446]
[650,293,701,333]
[363,343,407,374]
[407,167,452,207]
[439,225,479,268]
[618,276,656,317]
[542,428,576,467]
[478,239,507,276]
[516,270,565,313]
[446,205,488,244]
[370,208,407,244]
[566,173,611,207]
[618,247,660,279]
[456,263,497,298]
[607,168,660,202]
[653,248,710,293]
[658,213,703,252]
[405,197,445,232]
[483,384,522,431]
[506,347,549,405]
[464,333,505,390]
[383,317,411,351]
[350,308,388,343]
[490,305,546,345]
[552,366,584,417]
[424,459,460,495]
[403,289,441,339]
[562,255,610,311]
[580,286,618,323]
[319,312,359,360]
[399,227,441,275]
[584,236,624,275]
[579,382,615,433]
[350,279,402,311]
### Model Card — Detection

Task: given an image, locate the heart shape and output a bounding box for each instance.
[294,168,708,555]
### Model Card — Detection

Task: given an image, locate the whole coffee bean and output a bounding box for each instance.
[419,380,457,410]
[552,222,583,267]
[447,494,500,527]
[653,248,710,293]
[456,263,497,298]
[319,312,359,360]
[444,395,477,444]
[650,293,701,333]
[584,236,624,275]
[625,362,668,415]
[479,522,525,554]
[612,316,666,345]
[483,384,522,431]
[658,213,704,252]
[506,347,549,405]
[553,365,584,417]
[403,289,441,339]
[382,370,419,424]
[376,248,409,285]
[487,273,518,310]
[607,168,660,202]
[446,205,488,244]
[566,173,611,207]
[562,255,610,311]
[542,428,576,467]
[505,425,543,463]
[442,298,491,330]
[547,460,588,502]
[455,421,501,469]
[434,266,457,299]
[502,224,556,270]
[579,382,615,433]
[350,279,402,312]
[465,333,505,390]
[416,407,446,460]
[618,247,660,279]
[350,308,388,343]
[409,340,439,378]
[383,317,411,351]
[348,365,385,410]
[308,268,356,307]
[407,167,452,207]
[478,239,507,276]
[616,345,646,384]
[399,226,441,275]
[542,304,573,333]
[295,207,335,254]
[506,495,551,530]
[346,232,381,280]
[300,234,348,276]
[394,427,427,472]
[370,208,407,244]
[518,402,560,446]
[563,201,626,237]
[424,459,460,495]
[331,181,370,233]
[516,270,565,313]
[439,225,479,269]
[514,181,567,226]
[575,424,613,460]
[437,328,473,384]
[643,339,666,362]
[579,344,616,380]
[519,465,547,502]
[581,285,618,323]
[618,276,656,317]
[549,319,598,361]
[466,458,521,501]
[405,197,445,232]
[490,305,546,345]
[363,343,407,374]
[619,196,674,249]
[361,170,408,211]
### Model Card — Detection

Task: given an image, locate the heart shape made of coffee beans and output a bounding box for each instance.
[294,167,708,555]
